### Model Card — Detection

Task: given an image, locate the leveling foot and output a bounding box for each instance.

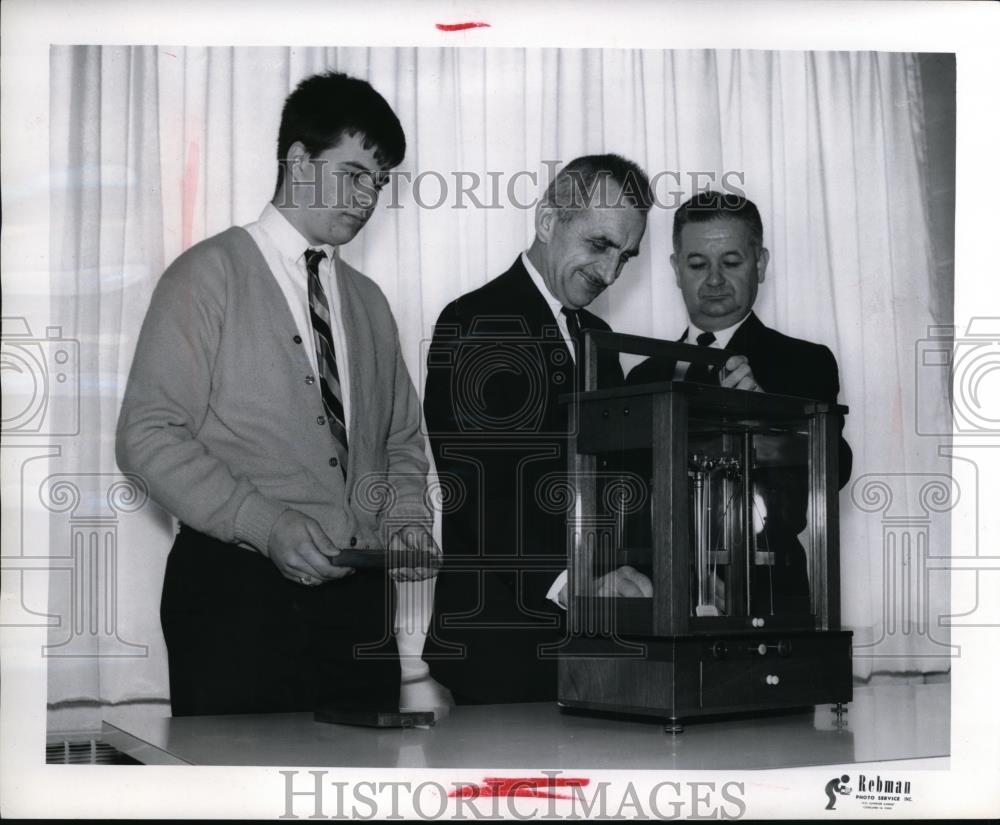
[831,702,849,729]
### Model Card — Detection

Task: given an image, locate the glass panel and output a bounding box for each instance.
[572,448,654,637]
[687,432,744,619]
[685,416,815,629]
[749,425,813,619]
[572,394,819,635]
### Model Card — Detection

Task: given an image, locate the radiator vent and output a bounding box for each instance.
[46,738,141,765]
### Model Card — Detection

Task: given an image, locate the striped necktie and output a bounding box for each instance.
[305,248,349,469]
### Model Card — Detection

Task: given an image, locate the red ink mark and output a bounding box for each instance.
[448,776,589,800]
[164,51,177,58]
[436,21,490,32]
[181,141,200,251]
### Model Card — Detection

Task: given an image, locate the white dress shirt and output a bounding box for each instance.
[243,203,352,434]
[522,252,577,360]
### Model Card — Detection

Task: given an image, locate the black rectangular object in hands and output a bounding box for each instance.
[330,547,441,570]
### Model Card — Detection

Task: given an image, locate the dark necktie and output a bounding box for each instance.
[561,307,587,389]
[685,330,718,385]
[305,248,349,469]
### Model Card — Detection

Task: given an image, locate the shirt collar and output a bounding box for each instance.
[521,251,566,320]
[685,312,752,349]
[257,202,337,267]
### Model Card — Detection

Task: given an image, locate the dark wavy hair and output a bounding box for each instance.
[275,71,405,188]
[672,190,764,252]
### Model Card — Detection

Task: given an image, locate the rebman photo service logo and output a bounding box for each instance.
[825,773,914,812]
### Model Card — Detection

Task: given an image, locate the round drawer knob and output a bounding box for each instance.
[757,643,768,656]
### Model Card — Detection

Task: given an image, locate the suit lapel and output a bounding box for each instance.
[501,257,580,412]
[722,312,771,388]
[504,257,565,339]
[504,257,578,370]
[725,311,765,355]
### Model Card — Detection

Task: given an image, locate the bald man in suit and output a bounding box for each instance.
[424,155,655,703]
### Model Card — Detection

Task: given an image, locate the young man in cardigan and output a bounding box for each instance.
[117,71,441,716]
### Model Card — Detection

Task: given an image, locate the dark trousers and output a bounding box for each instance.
[427,569,564,705]
[160,526,400,716]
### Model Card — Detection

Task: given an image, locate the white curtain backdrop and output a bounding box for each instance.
[46,46,953,728]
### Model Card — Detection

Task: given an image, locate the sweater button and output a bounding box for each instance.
[350,536,357,547]
[317,416,326,426]
[329,457,338,467]
[293,335,302,344]
[305,375,315,385]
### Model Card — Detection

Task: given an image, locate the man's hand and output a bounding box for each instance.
[596,565,654,597]
[720,354,763,392]
[555,565,654,604]
[266,509,354,585]
[387,523,441,582]
[400,674,454,720]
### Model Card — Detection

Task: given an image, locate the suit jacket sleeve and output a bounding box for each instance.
[814,345,852,489]
[423,302,479,552]
[764,342,853,490]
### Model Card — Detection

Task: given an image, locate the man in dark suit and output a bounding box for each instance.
[423,155,654,704]
[627,191,852,614]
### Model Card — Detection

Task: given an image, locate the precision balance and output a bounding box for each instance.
[556,331,852,732]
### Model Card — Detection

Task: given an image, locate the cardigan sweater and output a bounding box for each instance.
[116,226,431,554]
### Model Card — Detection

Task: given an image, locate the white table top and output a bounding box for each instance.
[101,682,948,770]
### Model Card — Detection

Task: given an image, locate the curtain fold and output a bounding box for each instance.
[47,46,952,725]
